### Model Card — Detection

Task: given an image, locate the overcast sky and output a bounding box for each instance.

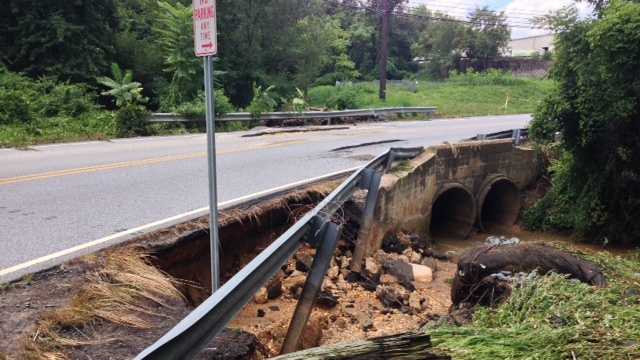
[407,0,593,39]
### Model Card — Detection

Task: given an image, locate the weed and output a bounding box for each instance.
[428,250,640,359]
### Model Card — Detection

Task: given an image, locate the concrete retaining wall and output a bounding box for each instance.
[365,139,540,254]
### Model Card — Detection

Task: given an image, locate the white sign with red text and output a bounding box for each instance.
[193,0,217,57]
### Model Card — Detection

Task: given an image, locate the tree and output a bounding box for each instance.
[412,10,466,78]
[293,16,357,93]
[528,1,640,244]
[464,8,511,64]
[97,63,147,108]
[0,0,118,83]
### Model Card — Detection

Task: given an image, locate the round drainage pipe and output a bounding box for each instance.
[429,184,476,240]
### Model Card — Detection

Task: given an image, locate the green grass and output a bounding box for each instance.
[308,78,555,118]
[428,250,640,359]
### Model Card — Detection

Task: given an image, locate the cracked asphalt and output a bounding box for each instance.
[0,114,529,270]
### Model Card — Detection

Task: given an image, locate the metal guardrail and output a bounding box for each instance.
[149,107,437,123]
[136,128,527,359]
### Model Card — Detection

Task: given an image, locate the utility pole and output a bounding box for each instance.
[378,0,390,101]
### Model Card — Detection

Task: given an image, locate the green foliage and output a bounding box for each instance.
[97,63,147,108]
[448,69,526,86]
[247,84,278,119]
[308,78,552,115]
[154,0,201,108]
[115,104,150,137]
[0,68,97,125]
[174,90,235,119]
[529,1,640,244]
[464,8,511,62]
[0,0,118,83]
[430,251,640,359]
[411,11,466,79]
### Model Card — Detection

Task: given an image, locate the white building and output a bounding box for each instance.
[508,34,555,57]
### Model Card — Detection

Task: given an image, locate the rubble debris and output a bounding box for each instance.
[376,284,409,310]
[451,244,607,307]
[283,274,307,297]
[267,272,285,299]
[255,287,269,304]
[200,329,266,360]
[364,257,381,280]
[316,290,339,309]
[382,232,411,254]
[486,235,521,246]
[295,253,314,272]
[411,264,434,288]
[257,309,266,317]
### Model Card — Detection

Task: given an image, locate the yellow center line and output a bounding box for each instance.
[0,139,305,186]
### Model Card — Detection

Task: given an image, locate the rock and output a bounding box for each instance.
[202,329,262,359]
[257,309,266,317]
[420,257,438,272]
[289,270,305,278]
[376,284,409,309]
[317,290,339,308]
[624,287,640,299]
[254,287,268,304]
[382,232,411,254]
[380,274,398,285]
[408,292,423,313]
[335,317,347,329]
[295,253,314,272]
[269,305,280,311]
[327,266,340,280]
[364,257,380,279]
[301,315,324,349]
[403,248,422,264]
[411,264,434,289]
[283,274,307,296]
[382,259,415,290]
[266,272,284,299]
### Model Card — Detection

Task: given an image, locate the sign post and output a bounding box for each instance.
[193,0,220,292]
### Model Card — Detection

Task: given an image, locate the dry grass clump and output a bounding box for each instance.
[20,249,185,359]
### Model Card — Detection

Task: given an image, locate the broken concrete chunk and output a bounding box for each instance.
[411,264,434,288]
[254,287,268,304]
[283,274,307,296]
[317,290,339,309]
[295,253,314,272]
[379,273,398,285]
[376,284,409,309]
[327,265,340,280]
[364,257,380,279]
[266,272,284,299]
[382,259,415,290]
[408,292,423,313]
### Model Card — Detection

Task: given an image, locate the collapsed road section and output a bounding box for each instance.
[2,128,608,359]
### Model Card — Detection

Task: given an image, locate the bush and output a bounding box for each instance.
[528,1,640,244]
[307,85,362,110]
[115,104,149,137]
[174,90,234,119]
[448,69,526,86]
[247,84,277,119]
[0,68,96,124]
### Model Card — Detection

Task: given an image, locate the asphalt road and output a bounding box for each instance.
[0,114,529,270]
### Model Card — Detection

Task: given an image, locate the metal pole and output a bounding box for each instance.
[280,222,341,354]
[204,56,221,292]
[378,0,390,101]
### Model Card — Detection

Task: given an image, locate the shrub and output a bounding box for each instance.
[174,90,234,119]
[448,69,526,86]
[307,84,361,110]
[247,84,277,119]
[528,1,640,244]
[115,104,149,137]
[0,89,32,125]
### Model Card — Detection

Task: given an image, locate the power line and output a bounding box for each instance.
[332,1,541,29]
[408,1,550,18]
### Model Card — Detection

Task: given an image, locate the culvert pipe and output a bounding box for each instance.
[477,176,521,232]
[429,184,476,239]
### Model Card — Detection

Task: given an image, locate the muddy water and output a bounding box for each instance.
[431,225,631,260]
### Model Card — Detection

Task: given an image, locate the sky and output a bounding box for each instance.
[408,0,593,38]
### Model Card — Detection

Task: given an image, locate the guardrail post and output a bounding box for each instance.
[477,133,486,140]
[350,169,383,273]
[512,128,522,146]
[281,222,341,354]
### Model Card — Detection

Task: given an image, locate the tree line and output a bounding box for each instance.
[0,0,511,110]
